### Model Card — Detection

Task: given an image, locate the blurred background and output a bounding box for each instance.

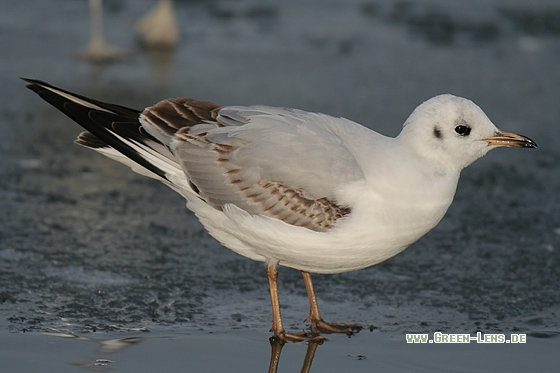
[0,0,559,371]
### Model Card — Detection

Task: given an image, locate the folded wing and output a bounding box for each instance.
[143,102,364,231]
[23,78,364,232]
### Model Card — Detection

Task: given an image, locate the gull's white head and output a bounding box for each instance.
[398,94,536,170]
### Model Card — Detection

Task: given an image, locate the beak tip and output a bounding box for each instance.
[485,131,537,149]
[519,135,537,149]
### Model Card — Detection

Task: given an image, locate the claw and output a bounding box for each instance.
[310,319,362,336]
[272,330,325,344]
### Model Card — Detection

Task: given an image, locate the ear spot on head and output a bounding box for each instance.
[433,126,442,139]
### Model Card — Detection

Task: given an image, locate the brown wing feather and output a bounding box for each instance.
[141,98,352,232]
[142,97,222,137]
[173,130,351,232]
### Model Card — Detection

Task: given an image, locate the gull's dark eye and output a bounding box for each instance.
[455,125,471,136]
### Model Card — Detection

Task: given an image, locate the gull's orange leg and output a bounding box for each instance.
[267,263,324,343]
[301,271,362,335]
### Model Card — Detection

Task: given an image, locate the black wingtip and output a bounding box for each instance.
[20,77,51,85]
[22,77,169,181]
[21,77,43,94]
[20,77,50,90]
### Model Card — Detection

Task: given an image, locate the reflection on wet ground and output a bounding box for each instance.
[42,332,322,373]
[267,337,320,373]
[45,332,144,370]
[17,329,560,373]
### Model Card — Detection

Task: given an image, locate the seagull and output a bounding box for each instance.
[22,78,536,342]
[76,0,129,63]
[135,0,180,50]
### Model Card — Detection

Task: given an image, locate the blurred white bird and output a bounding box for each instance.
[135,0,180,49]
[76,0,129,63]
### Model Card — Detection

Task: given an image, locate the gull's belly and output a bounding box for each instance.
[203,195,453,275]
[306,194,454,273]
[191,175,458,274]
[273,174,459,273]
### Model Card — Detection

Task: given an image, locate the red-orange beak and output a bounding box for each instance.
[483,131,537,149]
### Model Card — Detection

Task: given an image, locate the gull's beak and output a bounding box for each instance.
[483,131,537,149]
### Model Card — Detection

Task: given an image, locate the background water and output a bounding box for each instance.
[0,0,559,372]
